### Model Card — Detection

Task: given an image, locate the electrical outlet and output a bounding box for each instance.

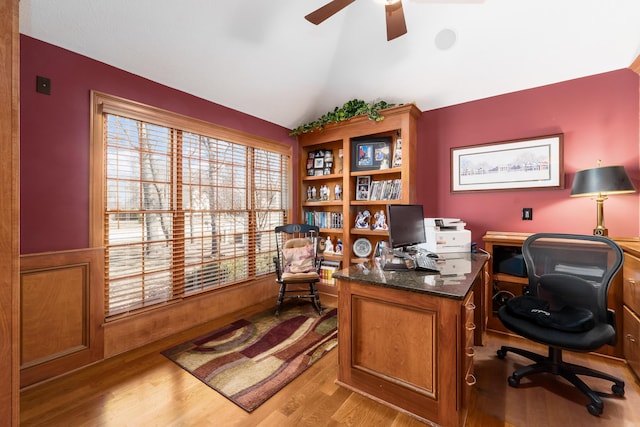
[36,76,51,95]
[522,208,533,220]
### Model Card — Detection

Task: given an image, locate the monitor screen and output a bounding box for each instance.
[386,204,426,249]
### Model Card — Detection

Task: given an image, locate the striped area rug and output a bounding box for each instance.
[162,303,338,412]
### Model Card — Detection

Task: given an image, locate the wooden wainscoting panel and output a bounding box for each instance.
[103,275,278,357]
[21,265,87,365]
[20,248,104,387]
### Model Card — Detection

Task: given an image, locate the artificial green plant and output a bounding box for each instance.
[290,99,396,137]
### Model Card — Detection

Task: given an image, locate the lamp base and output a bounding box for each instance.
[593,227,608,236]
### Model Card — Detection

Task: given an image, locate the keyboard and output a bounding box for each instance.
[383,261,410,271]
[413,251,441,272]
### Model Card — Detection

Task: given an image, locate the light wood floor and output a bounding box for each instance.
[20,297,640,426]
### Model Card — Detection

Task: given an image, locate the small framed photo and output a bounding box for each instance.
[392,138,403,167]
[355,176,371,201]
[323,167,332,176]
[306,159,314,170]
[314,157,324,169]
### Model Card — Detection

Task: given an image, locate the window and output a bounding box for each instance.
[91,92,291,318]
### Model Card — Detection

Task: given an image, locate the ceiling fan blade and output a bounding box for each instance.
[385,1,407,41]
[305,0,356,25]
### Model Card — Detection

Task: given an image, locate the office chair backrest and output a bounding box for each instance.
[521,233,624,325]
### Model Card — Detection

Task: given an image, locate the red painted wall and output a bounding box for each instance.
[20,35,296,254]
[418,70,640,246]
[21,35,640,254]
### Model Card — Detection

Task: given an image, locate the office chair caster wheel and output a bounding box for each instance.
[507,375,520,387]
[612,383,625,396]
[496,348,507,359]
[587,402,602,416]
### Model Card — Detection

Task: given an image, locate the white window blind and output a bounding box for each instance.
[101,109,289,318]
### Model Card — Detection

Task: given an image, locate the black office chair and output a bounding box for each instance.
[496,233,625,416]
[273,224,323,316]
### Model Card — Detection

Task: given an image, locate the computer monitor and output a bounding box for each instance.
[386,204,427,250]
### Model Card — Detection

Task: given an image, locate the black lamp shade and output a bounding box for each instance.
[570,165,635,197]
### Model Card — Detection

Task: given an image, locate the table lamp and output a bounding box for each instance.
[570,162,636,236]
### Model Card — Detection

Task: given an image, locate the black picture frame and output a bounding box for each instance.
[355,176,371,201]
[451,133,564,192]
[351,137,392,171]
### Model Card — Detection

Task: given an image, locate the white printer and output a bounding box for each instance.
[423,218,471,254]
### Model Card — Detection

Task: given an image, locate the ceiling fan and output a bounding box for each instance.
[305,0,407,41]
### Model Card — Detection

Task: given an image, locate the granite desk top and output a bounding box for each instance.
[332,252,489,300]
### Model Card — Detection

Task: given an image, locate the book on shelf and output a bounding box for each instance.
[368,179,402,201]
[305,211,344,229]
[320,259,341,285]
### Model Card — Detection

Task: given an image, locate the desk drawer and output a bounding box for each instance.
[624,254,640,315]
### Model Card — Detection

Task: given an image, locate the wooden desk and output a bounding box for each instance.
[333,253,488,427]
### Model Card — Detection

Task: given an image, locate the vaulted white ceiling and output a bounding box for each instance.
[19,0,640,130]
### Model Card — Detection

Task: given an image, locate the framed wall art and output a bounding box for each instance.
[451,134,564,192]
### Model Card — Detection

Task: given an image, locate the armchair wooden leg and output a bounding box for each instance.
[310,283,323,315]
[276,283,286,316]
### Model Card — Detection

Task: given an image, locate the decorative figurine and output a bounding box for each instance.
[379,157,389,170]
[325,236,334,253]
[320,185,328,201]
[372,210,388,230]
[335,238,343,255]
[334,184,342,201]
[354,210,371,229]
[307,185,313,201]
[311,186,317,200]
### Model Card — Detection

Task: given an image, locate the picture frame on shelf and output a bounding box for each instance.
[313,157,324,169]
[392,138,403,167]
[351,137,392,171]
[355,176,371,201]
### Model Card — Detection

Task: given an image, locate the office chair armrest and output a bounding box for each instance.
[607,308,616,329]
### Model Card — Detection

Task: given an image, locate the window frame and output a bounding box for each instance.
[90,91,293,319]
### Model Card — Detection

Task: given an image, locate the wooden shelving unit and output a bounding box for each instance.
[297,104,420,291]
